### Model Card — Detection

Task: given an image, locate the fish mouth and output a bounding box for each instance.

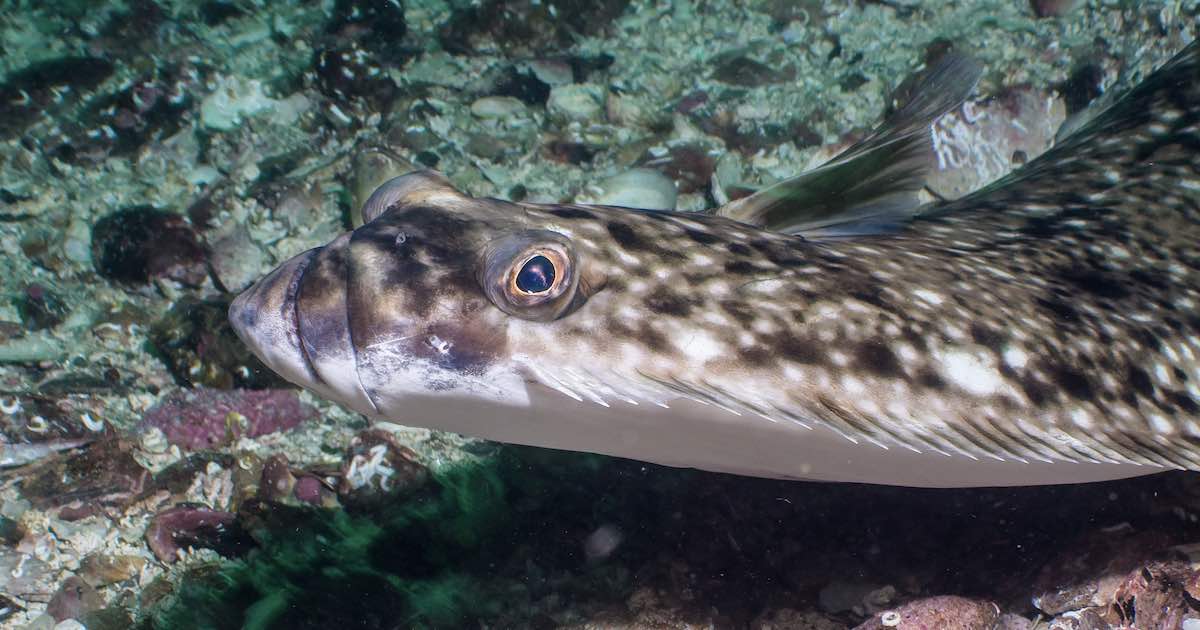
[228,247,318,388]
[228,244,376,415]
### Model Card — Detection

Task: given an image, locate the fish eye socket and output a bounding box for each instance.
[515,255,556,294]
[481,230,584,322]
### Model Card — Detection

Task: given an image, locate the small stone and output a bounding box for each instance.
[547,83,605,123]
[199,75,278,132]
[526,59,575,87]
[207,223,266,293]
[579,169,678,211]
[78,553,146,586]
[470,96,527,120]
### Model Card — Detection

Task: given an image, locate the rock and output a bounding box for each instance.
[207,223,266,293]
[548,83,606,123]
[46,576,103,622]
[140,389,316,451]
[526,59,575,87]
[91,206,208,287]
[470,96,527,120]
[20,434,149,512]
[145,504,252,563]
[854,596,1000,630]
[578,169,678,211]
[199,75,279,132]
[78,553,146,586]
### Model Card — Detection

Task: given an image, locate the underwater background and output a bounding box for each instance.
[0,0,1198,628]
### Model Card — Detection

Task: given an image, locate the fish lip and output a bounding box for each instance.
[227,248,323,391]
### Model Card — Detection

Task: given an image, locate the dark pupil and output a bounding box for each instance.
[516,255,556,294]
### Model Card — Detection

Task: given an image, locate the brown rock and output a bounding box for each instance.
[79,553,146,586]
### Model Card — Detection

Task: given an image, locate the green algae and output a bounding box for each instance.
[145,449,605,630]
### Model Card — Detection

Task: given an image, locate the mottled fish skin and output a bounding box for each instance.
[231,41,1200,487]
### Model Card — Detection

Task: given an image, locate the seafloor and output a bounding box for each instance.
[0,0,1198,628]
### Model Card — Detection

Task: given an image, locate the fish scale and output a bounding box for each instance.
[230,41,1200,487]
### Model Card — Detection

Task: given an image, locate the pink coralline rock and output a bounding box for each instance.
[141,388,316,451]
[853,596,1000,630]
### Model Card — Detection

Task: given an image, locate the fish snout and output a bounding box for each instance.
[228,248,319,391]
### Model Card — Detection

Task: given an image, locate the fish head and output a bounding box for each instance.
[229,170,633,426]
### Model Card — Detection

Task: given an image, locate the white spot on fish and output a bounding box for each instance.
[913,289,944,306]
[1149,413,1175,434]
[940,349,1002,396]
[1070,408,1094,429]
[680,330,726,364]
[1003,343,1032,369]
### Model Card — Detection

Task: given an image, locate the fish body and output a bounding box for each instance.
[231,42,1200,487]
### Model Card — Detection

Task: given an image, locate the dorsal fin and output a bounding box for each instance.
[715,53,982,237]
[360,170,467,224]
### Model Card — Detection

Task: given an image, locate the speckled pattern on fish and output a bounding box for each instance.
[231,40,1200,487]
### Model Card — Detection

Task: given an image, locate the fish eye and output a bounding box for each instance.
[481,231,584,322]
[515,255,556,294]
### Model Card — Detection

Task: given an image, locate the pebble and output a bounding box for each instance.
[470,96,527,120]
[547,83,605,123]
[526,59,574,87]
[207,223,266,293]
[580,168,677,211]
[199,75,278,132]
[78,553,146,586]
